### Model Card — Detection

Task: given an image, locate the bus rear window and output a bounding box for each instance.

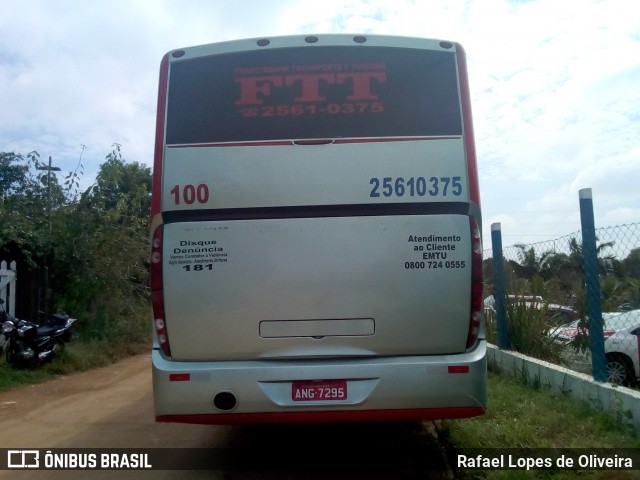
[166,46,462,144]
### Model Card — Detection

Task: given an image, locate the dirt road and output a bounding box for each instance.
[0,354,456,479]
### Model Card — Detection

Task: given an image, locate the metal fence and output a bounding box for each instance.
[484,190,640,386]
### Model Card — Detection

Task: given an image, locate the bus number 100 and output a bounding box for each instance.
[170,184,210,205]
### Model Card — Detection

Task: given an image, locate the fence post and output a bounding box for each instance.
[0,260,17,317]
[579,188,607,382]
[491,223,508,349]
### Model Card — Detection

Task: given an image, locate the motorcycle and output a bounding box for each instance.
[0,299,76,367]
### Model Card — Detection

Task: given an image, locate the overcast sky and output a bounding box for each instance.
[1,0,639,251]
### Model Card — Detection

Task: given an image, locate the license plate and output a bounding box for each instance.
[292,380,347,401]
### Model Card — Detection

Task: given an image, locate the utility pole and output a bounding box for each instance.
[36,156,61,234]
[36,156,61,321]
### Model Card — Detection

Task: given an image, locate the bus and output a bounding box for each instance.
[150,34,486,424]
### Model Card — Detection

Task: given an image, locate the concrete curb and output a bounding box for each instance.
[488,344,640,430]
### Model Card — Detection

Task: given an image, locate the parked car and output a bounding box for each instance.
[484,295,544,311]
[553,310,640,386]
[541,303,580,327]
[484,295,578,327]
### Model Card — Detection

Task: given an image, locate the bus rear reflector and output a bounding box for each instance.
[448,365,470,374]
[151,225,163,291]
[151,225,171,357]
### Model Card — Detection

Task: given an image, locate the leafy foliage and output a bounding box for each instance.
[485,302,568,364]
[485,227,640,366]
[0,146,151,342]
[485,230,640,315]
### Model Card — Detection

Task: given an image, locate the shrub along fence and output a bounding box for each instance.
[485,189,640,386]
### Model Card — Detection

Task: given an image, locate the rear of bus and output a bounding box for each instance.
[151,34,486,424]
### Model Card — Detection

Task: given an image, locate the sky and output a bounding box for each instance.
[1,0,639,252]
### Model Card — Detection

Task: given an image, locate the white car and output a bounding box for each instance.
[484,296,578,327]
[603,310,640,385]
[554,310,640,385]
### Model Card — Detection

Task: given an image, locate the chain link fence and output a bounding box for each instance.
[484,218,640,386]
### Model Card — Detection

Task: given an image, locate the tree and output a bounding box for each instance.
[51,145,152,325]
[0,147,152,339]
[0,151,53,267]
[623,248,640,279]
[0,152,30,199]
[89,144,151,218]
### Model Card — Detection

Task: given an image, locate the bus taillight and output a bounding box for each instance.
[467,217,483,349]
[151,225,171,357]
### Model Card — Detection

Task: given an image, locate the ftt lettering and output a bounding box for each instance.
[235,72,387,105]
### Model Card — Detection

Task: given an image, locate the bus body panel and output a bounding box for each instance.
[164,214,471,361]
[152,342,486,422]
[162,140,468,211]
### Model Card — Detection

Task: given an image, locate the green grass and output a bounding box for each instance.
[442,370,640,479]
[446,371,638,448]
[0,306,150,392]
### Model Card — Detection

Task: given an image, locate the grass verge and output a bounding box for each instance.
[442,370,640,479]
[0,305,150,392]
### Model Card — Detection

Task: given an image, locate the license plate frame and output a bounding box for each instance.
[292,380,347,402]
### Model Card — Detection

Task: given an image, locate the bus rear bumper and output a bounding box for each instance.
[152,341,487,424]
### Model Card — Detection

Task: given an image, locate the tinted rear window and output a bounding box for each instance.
[166,46,462,144]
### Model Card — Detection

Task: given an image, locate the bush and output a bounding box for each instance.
[486,302,568,365]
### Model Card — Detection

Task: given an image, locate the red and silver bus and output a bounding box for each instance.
[150,34,486,424]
